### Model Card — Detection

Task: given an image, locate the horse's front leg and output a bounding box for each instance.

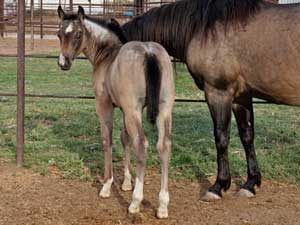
[202,84,233,201]
[96,98,114,198]
[233,96,261,197]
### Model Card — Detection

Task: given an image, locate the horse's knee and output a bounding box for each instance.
[102,138,112,151]
[215,129,230,151]
[241,128,254,146]
[133,136,148,163]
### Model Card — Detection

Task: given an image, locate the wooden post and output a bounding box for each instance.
[17,0,26,167]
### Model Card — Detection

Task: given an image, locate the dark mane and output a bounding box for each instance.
[122,0,263,60]
[62,13,127,44]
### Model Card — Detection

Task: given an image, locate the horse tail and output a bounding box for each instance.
[144,53,162,125]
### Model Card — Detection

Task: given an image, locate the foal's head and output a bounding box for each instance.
[57,5,126,70]
[57,6,86,70]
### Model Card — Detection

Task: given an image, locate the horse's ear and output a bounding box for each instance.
[57,5,64,20]
[107,18,120,27]
[78,5,85,21]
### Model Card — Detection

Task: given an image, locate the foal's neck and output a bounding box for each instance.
[82,19,122,67]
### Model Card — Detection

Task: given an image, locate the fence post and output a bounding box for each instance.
[70,0,73,11]
[40,0,43,39]
[30,0,34,50]
[17,0,26,167]
[0,0,4,37]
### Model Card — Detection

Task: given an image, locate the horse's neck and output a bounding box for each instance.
[82,33,121,68]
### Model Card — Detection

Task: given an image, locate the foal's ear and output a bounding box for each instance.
[78,5,85,21]
[107,18,120,27]
[57,5,65,20]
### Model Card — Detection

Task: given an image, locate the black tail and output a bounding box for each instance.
[144,53,162,125]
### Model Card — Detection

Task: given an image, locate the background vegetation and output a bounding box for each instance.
[1,57,299,182]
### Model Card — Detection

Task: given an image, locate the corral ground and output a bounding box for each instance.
[1,162,300,225]
[1,38,300,224]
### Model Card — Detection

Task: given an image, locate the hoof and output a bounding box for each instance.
[128,203,140,214]
[156,208,168,219]
[121,182,133,192]
[235,188,255,198]
[201,191,221,202]
[99,188,111,198]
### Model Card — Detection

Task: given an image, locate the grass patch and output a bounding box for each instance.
[0,57,300,183]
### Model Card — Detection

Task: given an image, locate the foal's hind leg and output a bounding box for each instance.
[124,110,148,214]
[156,110,172,219]
[120,120,133,191]
[233,97,261,197]
[96,99,114,198]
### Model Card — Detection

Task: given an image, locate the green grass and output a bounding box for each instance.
[1,57,300,183]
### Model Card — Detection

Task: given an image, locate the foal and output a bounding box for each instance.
[57,6,175,218]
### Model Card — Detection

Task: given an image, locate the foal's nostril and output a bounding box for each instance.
[58,54,71,70]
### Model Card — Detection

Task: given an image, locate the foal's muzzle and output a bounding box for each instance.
[58,54,72,71]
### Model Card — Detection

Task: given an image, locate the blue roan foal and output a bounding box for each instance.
[57,6,175,219]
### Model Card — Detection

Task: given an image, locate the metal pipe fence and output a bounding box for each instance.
[0,0,287,167]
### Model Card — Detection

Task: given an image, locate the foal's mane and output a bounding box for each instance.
[122,0,263,60]
[62,13,127,44]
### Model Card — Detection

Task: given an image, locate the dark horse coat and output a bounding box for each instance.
[123,0,300,200]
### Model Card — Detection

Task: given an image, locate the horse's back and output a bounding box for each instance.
[187,2,300,105]
[108,41,174,110]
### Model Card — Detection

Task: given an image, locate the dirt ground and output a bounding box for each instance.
[1,162,300,225]
[2,38,300,225]
[0,37,59,55]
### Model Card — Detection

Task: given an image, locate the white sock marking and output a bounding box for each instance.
[99,177,113,198]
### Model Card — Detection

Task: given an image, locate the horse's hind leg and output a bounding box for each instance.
[120,119,133,191]
[156,108,172,219]
[96,99,114,198]
[233,97,261,197]
[124,110,148,214]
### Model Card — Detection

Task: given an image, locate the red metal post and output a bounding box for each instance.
[70,0,73,11]
[40,0,43,39]
[30,0,34,50]
[16,0,26,167]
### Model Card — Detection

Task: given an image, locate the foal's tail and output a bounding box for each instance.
[144,53,162,125]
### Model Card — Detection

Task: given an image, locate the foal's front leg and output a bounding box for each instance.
[96,98,114,198]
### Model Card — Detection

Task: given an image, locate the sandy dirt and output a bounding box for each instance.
[0,162,300,225]
[0,37,59,55]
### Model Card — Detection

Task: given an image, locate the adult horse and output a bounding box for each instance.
[123,0,300,200]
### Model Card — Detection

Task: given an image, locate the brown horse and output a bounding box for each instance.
[123,0,300,200]
[57,6,175,218]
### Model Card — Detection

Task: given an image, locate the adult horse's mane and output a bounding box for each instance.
[123,0,263,60]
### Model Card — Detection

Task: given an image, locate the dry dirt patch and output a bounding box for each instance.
[0,163,300,225]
